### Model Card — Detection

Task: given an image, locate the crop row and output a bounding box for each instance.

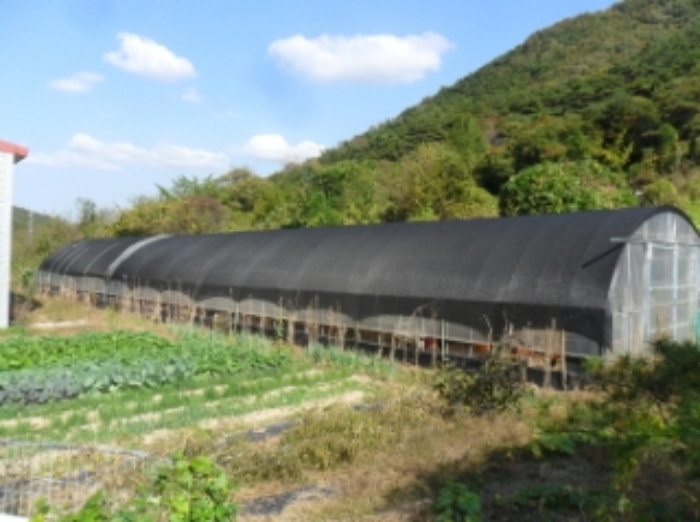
[0,331,173,371]
[0,356,196,406]
[0,331,295,407]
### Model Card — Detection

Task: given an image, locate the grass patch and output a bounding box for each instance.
[304,343,396,376]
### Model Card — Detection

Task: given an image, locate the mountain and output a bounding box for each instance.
[322,0,700,165]
[111,0,700,236]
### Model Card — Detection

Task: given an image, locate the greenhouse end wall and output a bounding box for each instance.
[609,211,700,356]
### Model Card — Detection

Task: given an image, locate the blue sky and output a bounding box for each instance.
[2,0,617,217]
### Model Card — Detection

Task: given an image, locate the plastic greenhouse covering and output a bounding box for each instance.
[38,206,700,359]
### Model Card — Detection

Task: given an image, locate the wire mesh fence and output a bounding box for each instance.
[0,440,161,518]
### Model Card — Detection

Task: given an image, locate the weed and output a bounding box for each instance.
[203,386,220,402]
[304,343,395,375]
[58,411,89,432]
[531,338,700,520]
[32,453,237,521]
[434,481,481,522]
[218,394,433,485]
[434,357,527,416]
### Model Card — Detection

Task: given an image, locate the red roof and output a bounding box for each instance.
[0,140,28,163]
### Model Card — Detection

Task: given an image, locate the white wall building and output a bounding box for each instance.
[0,140,29,328]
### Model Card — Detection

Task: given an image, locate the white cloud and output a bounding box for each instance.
[28,150,120,171]
[239,134,324,163]
[180,87,202,103]
[268,32,452,84]
[49,71,103,93]
[27,133,228,171]
[104,33,196,82]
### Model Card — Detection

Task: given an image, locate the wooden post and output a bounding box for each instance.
[339,327,346,351]
[561,329,568,391]
[441,320,447,363]
[261,302,267,336]
[544,319,556,388]
[287,317,295,344]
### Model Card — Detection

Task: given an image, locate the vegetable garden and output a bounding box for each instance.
[0,325,391,519]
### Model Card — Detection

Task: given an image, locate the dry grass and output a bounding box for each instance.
[21,294,174,338]
[225,386,607,521]
[293,403,535,521]
[147,385,538,521]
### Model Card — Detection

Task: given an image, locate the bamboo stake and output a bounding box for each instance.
[561,329,568,391]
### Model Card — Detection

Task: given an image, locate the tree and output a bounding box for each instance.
[217,169,269,215]
[288,162,349,227]
[156,174,220,200]
[445,112,487,172]
[111,195,230,236]
[73,198,114,238]
[383,142,497,221]
[655,123,681,174]
[499,159,636,216]
[506,114,606,173]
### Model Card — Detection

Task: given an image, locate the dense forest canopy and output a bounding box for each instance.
[15,0,700,273]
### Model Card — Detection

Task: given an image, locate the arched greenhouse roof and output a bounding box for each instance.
[40,237,146,277]
[39,206,698,346]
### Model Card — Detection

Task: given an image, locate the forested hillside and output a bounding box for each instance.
[94,0,700,235]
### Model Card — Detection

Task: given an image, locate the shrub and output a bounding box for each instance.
[533,338,700,520]
[434,481,481,522]
[434,357,526,416]
[33,454,237,522]
[498,159,635,216]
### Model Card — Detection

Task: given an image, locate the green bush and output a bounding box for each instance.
[498,159,635,216]
[434,357,526,416]
[434,481,481,522]
[533,338,700,520]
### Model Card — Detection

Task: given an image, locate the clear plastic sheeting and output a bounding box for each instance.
[508,328,599,358]
[609,212,700,356]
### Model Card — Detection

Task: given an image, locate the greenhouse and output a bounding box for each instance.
[38,206,700,367]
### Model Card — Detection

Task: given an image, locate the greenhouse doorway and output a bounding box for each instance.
[645,240,698,343]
